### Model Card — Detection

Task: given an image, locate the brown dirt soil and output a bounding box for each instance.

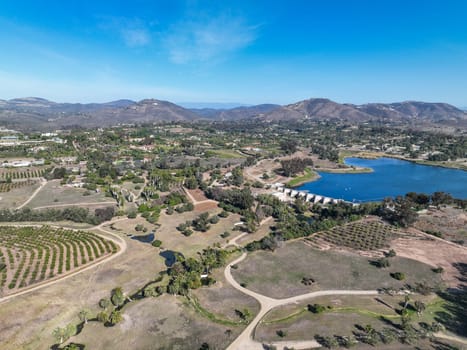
[194,201,219,212]
[414,206,467,244]
[390,229,467,287]
[186,188,209,202]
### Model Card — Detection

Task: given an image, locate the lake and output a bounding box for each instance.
[296,157,467,202]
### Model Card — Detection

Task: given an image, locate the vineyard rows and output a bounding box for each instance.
[0,167,47,180]
[0,179,39,193]
[0,226,118,295]
[308,220,399,251]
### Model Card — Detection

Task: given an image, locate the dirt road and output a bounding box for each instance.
[224,252,378,350]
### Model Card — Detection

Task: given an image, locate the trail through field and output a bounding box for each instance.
[32,201,116,210]
[224,252,378,350]
[0,217,127,304]
[15,178,47,210]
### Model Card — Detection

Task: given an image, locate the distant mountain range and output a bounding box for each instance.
[0,97,465,131]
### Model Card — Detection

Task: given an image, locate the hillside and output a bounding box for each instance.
[0,97,465,131]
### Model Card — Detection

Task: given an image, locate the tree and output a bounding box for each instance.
[414,300,426,316]
[97,311,109,323]
[276,329,287,338]
[78,309,91,324]
[52,327,68,344]
[52,324,76,345]
[109,310,123,325]
[280,139,298,154]
[99,298,111,310]
[375,258,390,268]
[111,287,125,307]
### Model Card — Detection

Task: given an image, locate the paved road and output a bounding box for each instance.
[224,252,379,350]
[0,218,127,304]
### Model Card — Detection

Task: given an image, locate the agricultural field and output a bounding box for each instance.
[306,219,401,252]
[0,179,39,192]
[0,226,117,296]
[0,166,48,180]
[232,241,442,299]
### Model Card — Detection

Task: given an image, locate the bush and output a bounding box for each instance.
[127,211,137,219]
[391,272,406,280]
[152,240,162,248]
[219,210,229,218]
[432,267,444,273]
[308,303,326,313]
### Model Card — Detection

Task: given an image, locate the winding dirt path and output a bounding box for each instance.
[15,178,47,210]
[0,218,127,304]
[224,252,378,350]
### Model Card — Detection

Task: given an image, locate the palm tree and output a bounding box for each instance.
[52,326,67,344]
[111,287,125,307]
[78,309,91,324]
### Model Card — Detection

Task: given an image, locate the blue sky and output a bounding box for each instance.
[1,0,466,106]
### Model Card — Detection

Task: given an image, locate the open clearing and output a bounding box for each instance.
[25,180,113,209]
[0,181,41,209]
[232,241,442,299]
[255,293,454,349]
[390,229,467,287]
[414,206,467,245]
[192,265,260,323]
[71,294,244,350]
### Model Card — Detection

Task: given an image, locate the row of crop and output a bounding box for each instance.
[0,179,38,193]
[0,168,46,180]
[0,226,118,292]
[315,221,396,251]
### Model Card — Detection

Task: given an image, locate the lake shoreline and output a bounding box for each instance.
[340,151,467,171]
[295,157,467,201]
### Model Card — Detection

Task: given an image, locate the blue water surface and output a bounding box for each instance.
[296,157,467,202]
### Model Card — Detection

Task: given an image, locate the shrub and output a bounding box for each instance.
[152,240,162,248]
[308,303,326,313]
[391,272,406,280]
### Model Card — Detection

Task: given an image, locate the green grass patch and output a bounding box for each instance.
[185,296,244,327]
[205,149,246,159]
[286,168,319,187]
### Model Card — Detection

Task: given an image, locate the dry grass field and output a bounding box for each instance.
[71,294,244,350]
[192,265,260,323]
[232,241,442,299]
[25,180,113,209]
[0,181,41,209]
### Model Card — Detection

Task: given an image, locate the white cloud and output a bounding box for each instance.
[99,16,151,48]
[121,28,150,48]
[165,15,258,64]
